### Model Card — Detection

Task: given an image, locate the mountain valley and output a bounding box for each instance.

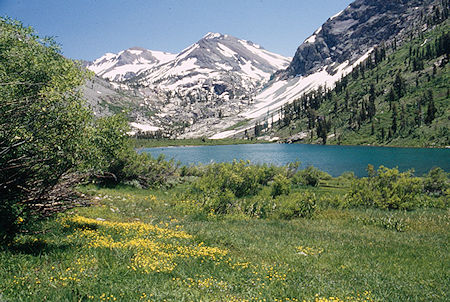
[83,0,449,145]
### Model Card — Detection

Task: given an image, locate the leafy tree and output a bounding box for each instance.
[270,174,291,197]
[0,18,93,242]
[347,166,423,210]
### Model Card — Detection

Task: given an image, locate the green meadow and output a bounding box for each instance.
[1,168,448,302]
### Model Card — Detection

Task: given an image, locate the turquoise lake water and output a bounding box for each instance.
[139,144,450,177]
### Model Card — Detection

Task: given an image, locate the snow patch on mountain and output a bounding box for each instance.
[217,43,237,57]
[87,47,176,81]
[330,10,344,21]
[135,33,291,98]
[247,48,373,118]
[211,48,373,139]
[305,35,316,44]
[130,122,160,132]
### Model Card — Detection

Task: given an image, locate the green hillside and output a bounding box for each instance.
[271,20,449,147]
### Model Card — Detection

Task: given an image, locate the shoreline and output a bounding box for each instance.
[134,138,450,150]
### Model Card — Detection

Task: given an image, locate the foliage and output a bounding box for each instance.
[346,165,424,210]
[192,161,278,196]
[274,191,317,219]
[187,161,300,215]
[423,167,449,196]
[2,165,448,300]
[0,18,92,242]
[0,18,169,242]
[87,114,178,189]
[355,214,409,232]
[293,166,331,187]
[241,193,274,219]
[87,114,131,172]
[270,174,291,197]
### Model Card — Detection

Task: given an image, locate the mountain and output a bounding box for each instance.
[85,0,446,141]
[134,32,290,98]
[87,47,176,82]
[283,0,435,78]
[212,0,443,139]
[87,33,291,138]
[270,19,449,147]
[81,75,169,134]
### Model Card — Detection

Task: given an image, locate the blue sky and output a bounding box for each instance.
[1,0,353,61]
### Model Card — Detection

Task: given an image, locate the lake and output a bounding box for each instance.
[139,143,450,177]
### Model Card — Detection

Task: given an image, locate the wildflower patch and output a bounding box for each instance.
[62,215,228,273]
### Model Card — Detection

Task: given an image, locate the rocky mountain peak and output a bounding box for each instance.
[281,0,436,79]
[202,32,224,40]
[87,47,176,81]
[135,33,291,94]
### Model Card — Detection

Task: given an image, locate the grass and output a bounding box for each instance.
[1,181,448,301]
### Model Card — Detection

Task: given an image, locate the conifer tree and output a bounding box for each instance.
[393,72,406,99]
[391,104,398,134]
[425,90,437,125]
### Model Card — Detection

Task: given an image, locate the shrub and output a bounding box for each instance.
[93,149,179,189]
[87,115,179,189]
[187,161,297,215]
[203,189,235,215]
[274,192,317,219]
[180,164,204,178]
[293,166,330,187]
[191,160,283,199]
[270,174,291,197]
[339,171,356,179]
[242,193,275,219]
[346,165,423,210]
[317,194,346,209]
[423,167,449,196]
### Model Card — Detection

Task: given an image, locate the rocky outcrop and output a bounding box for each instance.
[281,0,436,79]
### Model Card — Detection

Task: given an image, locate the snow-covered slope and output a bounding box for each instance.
[244,50,372,120]
[87,47,176,81]
[85,34,291,139]
[135,32,291,98]
[211,0,437,139]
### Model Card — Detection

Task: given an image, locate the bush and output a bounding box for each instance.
[187,161,298,215]
[203,189,236,215]
[274,192,317,219]
[0,18,92,242]
[271,174,291,197]
[292,166,330,187]
[423,167,449,196]
[242,192,275,219]
[180,164,204,178]
[346,165,423,210]
[87,114,179,189]
[191,160,282,198]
